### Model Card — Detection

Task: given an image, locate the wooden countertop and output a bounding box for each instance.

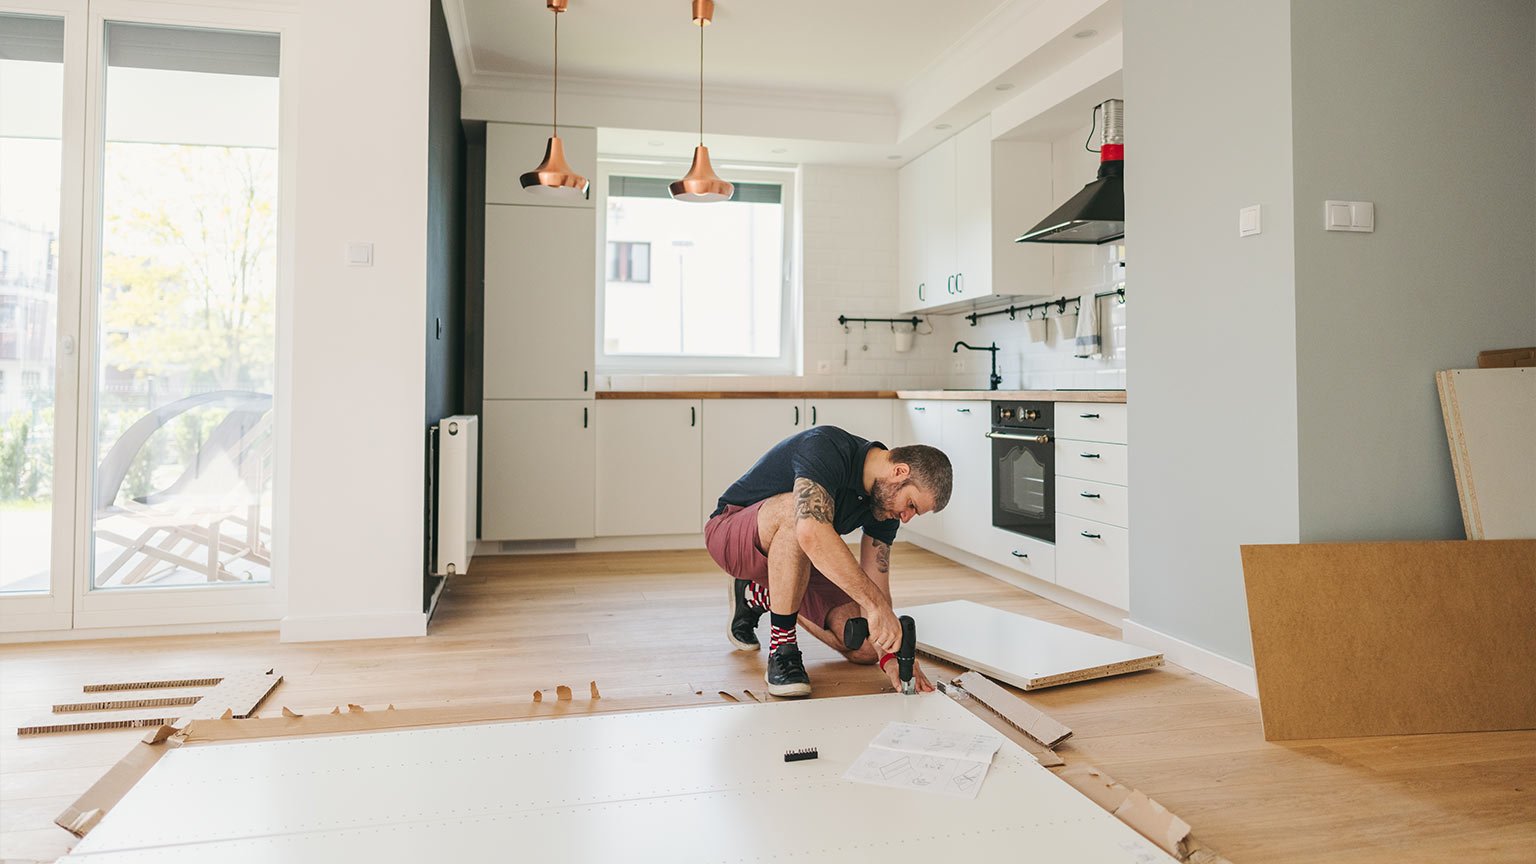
[595,391,898,399]
[594,390,1125,402]
[896,390,1127,402]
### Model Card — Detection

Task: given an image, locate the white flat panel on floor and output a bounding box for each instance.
[897,600,1163,690]
[1436,368,1536,540]
[63,694,1175,864]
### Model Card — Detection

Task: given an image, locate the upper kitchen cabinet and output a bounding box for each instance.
[483,204,596,400]
[898,116,1052,314]
[485,123,596,208]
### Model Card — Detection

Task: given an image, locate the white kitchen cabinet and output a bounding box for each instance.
[979,527,1056,584]
[480,400,594,541]
[485,123,596,208]
[937,402,991,553]
[894,400,946,540]
[807,398,893,445]
[1054,402,1129,609]
[701,399,804,525]
[483,204,595,400]
[596,400,703,536]
[897,117,1052,313]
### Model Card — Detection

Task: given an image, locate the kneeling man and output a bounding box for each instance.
[704,425,951,696]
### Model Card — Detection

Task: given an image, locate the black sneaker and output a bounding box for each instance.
[765,644,812,698]
[727,579,763,651]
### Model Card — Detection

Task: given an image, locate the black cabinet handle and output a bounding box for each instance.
[1080,531,1102,539]
[1079,412,1099,419]
[794,405,800,425]
[956,272,964,293]
[957,407,971,413]
[583,370,589,392]
[811,405,817,425]
[582,406,588,428]
[947,274,955,295]
[1080,452,1101,459]
[1079,491,1101,499]
[691,406,696,427]
[913,406,926,412]
[1011,550,1028,558]
[918,282,925,301]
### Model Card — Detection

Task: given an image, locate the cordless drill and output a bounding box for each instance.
[843,615,919,695]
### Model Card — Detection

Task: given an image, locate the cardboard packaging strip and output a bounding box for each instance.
[1055,763,1192,859]
[951,671,1073,748]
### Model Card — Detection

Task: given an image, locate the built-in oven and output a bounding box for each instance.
[988,401,1054,543]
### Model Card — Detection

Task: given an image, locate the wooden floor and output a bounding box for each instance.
[2,545,1532,862]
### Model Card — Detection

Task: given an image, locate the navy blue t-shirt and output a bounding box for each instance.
[712,426,900,545]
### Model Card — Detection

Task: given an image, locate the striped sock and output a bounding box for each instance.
[745,581,770,611]
[769,612,798,652]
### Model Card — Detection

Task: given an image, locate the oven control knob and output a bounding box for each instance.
[1000,409,1015,420]
[1024,409,1039,421]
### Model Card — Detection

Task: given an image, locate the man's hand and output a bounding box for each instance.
[882,656,935,693]
[863,603,902,655]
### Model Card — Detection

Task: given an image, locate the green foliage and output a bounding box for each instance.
[0,413,29,502]
[0,409,54,503]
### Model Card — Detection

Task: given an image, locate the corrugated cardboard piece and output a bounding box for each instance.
[1055,764,1192,858]
[1241,539,1536,740]
[950,671,1073,748]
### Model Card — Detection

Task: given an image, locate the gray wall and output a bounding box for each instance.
[1123,0,1301,665]
[1291,0,1536,542]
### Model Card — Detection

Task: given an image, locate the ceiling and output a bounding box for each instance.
[448,0,1123,165]
[458,0,1020,99]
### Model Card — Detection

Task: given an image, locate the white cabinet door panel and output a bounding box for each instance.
[596,400,703,537]
[1055,477,1129,528]
[483,205,595,400]
[486,123,596,208]
[701,400,803,525]
[1055,515,1129,609]
[953,117,992,301]
[938,402,990,553]
[1055,440,1128,486]
[808,399,892,445]
[979,527,1056,585]
[481,400,594,541]
[1056,403,1128,445]
[894,401,946,540]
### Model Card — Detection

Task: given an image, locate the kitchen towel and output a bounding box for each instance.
[1026,313,1049,343]
[1073,293,1101,359]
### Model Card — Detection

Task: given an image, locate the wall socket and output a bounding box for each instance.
[815,360,832,374]
[951,356,966,373]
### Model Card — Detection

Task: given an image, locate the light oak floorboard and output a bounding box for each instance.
[1,544,1531,863]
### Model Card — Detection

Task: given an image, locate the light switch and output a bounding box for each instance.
[346,242,374,266]
[1325,200,1375,232]
[1239,205,1262,237]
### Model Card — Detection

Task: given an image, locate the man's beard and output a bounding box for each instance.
[870,477,911,520]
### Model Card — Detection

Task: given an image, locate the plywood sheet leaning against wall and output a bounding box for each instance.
[1241,539,1536,740]
[1436,368,1535,539]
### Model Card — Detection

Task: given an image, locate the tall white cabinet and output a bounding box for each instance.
[897,116,1054,313]
[480,122,598,542]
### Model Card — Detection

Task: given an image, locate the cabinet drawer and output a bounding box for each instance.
[1055,514,1128,609]
[1056,403,1127,444]
[1055,440,1128,486]
[1055,477,1128,528]
[980,527,1056,584]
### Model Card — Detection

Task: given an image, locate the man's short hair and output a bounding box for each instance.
[888,444,953,512]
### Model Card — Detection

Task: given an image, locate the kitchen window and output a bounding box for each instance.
[597,163,797,375]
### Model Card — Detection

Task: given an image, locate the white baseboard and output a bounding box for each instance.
[279,611,427,643]
[1119,619,1258,697]
[1,618,278,644]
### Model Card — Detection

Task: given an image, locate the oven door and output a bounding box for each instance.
[989,430,1054,543]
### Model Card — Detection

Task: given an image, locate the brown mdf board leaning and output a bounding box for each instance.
[1241,539,1536,741]
[1436,368,1535,539]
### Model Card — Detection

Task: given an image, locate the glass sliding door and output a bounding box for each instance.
[85,21,279,596]
[0,7,82,632]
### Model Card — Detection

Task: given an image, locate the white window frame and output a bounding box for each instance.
[594,158,800,377]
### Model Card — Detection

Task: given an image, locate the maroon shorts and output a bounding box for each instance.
[704,501,855,631]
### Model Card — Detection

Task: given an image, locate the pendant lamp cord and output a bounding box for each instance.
[552,9,559,136]
[698,18,704,145]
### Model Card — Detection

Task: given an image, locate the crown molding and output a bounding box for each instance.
[466,70,896,119]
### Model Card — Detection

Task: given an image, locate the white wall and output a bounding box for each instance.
[281,0,431,641]
[1122,0,1300,666]
[1290,0,1536,542]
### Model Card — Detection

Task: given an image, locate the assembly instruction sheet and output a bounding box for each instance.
[842,721,1005,799]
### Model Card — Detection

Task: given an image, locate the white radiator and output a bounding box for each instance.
[433,415,478,576]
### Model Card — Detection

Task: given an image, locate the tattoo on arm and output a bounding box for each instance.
[873,540,890,574]
[794,478,835,525]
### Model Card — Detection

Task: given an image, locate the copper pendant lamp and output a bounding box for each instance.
[520,0,589,199]
[669,0,733,202]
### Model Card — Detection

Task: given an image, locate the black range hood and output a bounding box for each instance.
[1016,99,1124,245]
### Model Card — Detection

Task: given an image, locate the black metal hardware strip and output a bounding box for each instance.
[964,286,1125,327]
[836,315,922,327]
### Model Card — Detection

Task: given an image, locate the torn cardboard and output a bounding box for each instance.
[20,669,282,737]
[55,737,179,837]
[1055,764,1191,858]
[1242,539,1536,740]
